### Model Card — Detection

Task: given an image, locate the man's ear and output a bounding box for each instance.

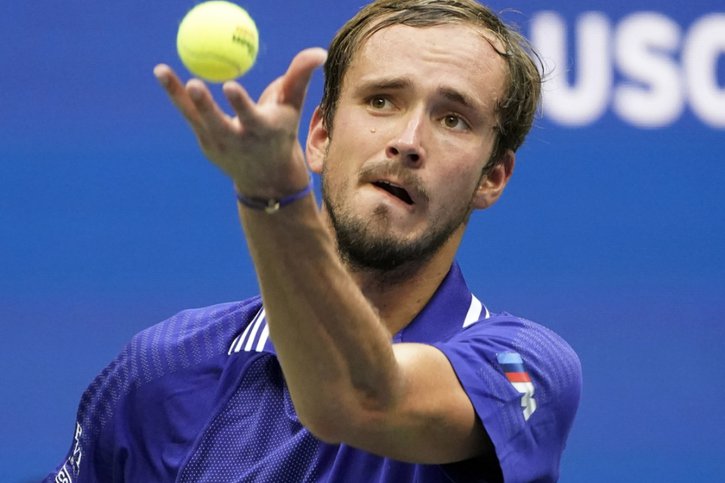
[305,107,329,174]
[471,149,515,210]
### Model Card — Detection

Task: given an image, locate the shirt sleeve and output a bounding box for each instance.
[432,314,582,483]
[43,299,260,482]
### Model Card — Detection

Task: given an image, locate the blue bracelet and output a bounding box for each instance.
[236,178,314,214]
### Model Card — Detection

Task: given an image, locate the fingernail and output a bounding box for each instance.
[153,66,168,86]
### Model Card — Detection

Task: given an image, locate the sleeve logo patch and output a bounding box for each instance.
[497,352,537,421]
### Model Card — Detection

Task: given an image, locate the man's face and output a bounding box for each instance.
[308,23,510,271]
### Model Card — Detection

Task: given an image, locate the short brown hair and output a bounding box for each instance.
[319,0,542,166]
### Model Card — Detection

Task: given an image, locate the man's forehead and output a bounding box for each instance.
[345,23,508,100]
[348,22,509,79]
[360,19,508,58]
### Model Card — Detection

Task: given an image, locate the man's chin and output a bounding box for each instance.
[336,228,447,272]
[324,193,460,273]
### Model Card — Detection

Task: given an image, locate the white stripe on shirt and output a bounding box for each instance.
[463,294,486,328]
[229,308,265,354]
[243,309,266,352]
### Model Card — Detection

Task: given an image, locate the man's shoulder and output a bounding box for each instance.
[73,297,264,431]
[441,310,582,403]
[460,312,578,360]
[136,297,262,348]
[121,296,263,383]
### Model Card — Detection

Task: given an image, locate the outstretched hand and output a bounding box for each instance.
[153,48,327,199]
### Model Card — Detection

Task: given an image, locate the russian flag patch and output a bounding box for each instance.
[497,352,537,421]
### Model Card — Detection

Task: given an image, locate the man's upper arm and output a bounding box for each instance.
[337,342,495,465]
[336,316,581,483]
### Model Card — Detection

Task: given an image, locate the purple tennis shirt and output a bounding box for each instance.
[47,263,581,482]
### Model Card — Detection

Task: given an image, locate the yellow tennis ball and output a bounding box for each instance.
[176,1,259,83]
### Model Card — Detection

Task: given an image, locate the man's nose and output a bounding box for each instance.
[385,111,426,167]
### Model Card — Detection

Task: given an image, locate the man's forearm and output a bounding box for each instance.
[238,196,403,441]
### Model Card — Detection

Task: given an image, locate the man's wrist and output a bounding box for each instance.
[235,177,314,214]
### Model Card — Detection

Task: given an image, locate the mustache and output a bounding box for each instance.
[357,161,430,204]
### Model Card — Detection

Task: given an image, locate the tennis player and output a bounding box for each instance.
[47,0,581,481]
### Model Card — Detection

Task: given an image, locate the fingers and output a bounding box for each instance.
[224,48,326,127]
[185,78,233,136]
[280,48,328,110]
[223,81,260,125]
[154,64,236,146]
[257,76,286,106]
[153,48,326,159]
[155,47,326,125]
[154,64,205,132]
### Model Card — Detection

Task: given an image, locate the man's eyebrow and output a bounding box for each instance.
[355,77,412,92]
[437,87,480,111]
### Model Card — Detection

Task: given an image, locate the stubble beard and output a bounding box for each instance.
[321,166,472,276]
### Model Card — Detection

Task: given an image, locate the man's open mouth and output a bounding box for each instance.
[372,180,414,205]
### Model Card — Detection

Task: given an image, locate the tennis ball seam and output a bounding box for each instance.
[232,29,257,58]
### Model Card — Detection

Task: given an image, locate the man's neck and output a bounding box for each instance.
[344,235,461,335]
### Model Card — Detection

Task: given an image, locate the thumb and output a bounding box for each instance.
[280,48,328,110]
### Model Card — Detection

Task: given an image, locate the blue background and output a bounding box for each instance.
[2,0,723,481]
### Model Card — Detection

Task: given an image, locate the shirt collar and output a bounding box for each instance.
[228,262,489,356]
[391,262,489,343]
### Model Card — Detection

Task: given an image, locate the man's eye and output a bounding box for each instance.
[369,96,389,109]
[443,114,468,130]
